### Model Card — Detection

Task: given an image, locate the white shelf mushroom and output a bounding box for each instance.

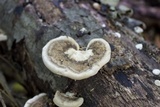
[53,91,84,107]
[24,93,47,107]
[42,36,111,80]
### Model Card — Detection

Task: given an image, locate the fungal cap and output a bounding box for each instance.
[114,32,121,38]
[42,36,111,80]
[53,91,84,107]
[100,0,119,6]
[93,2,101,11]
[152,69,160,75]
[135,44,143,50]
[154,80,160,86]
[0,34,7,41]
[134,26,143,33]
[101,24,106,28]
[24,93,47,107]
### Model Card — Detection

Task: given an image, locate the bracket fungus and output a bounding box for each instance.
[42,36,111,80]
[24,93,47,107]
[53,91,84,107]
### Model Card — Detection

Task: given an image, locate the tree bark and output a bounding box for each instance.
[0,0,160,107]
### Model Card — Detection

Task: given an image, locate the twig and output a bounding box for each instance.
[0,92,6,107]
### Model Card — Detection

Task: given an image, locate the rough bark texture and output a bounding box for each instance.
[0,0,160,107]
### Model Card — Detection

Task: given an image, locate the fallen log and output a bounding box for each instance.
[0,0,160,107]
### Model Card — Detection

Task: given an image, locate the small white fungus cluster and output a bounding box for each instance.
[80,28,87,33]
[134,26,143,33]
[101,24,106,28]
[114,32,121,38]
[152,69,160,86]
[135,43,143,50]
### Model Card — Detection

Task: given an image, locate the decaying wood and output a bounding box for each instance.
[0,0,160,107]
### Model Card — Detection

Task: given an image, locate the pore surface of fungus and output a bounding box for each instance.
[53,91,84,107]
[42,36,111,80]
